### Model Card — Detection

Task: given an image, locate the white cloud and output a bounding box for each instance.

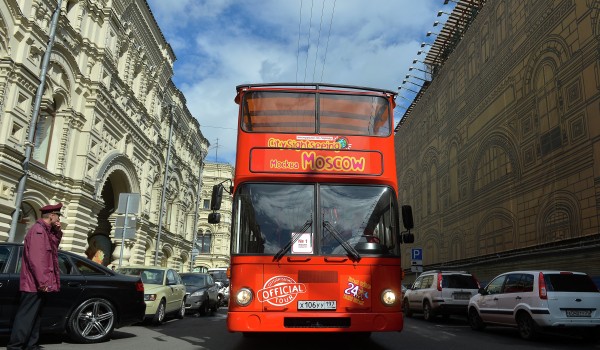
[147,0,443,164]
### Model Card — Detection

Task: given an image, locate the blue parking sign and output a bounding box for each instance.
[411,248,423,261]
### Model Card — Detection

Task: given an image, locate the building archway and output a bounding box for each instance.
[88,153,139,266]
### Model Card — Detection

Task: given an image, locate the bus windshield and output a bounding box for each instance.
[232,183,400,257]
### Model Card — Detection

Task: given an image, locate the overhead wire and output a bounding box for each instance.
[320,0,336,82]
[311,0,326,82]
[303,0,315,82]
[295,0,336,83]
[295,0,303,82]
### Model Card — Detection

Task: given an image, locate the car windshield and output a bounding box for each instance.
[118,268,164,285]
[544,273,599,292]
[182,274,207,287]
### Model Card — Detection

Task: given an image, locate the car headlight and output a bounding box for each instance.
[191,290,203,297]
[235,288,253,306]
[144,294,157,302]
[381,289,397,306]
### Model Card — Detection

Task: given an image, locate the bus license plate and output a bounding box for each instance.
[298,300,336,310]
[566,309,591,317]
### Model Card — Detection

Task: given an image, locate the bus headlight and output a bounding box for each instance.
[381,289,397,306]
[235,288,253,306]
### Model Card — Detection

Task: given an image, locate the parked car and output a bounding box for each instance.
[180,273,219,315]
[468,270,600,341]
[403,270,480,321]
[207,267,230,306]
[0,242,145,343]
[216,280,230,306]
[117,265,186,324]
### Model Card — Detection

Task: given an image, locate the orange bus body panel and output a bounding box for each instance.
[227,256,403,332]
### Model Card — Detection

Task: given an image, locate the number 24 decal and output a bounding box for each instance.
[344,283,360,297]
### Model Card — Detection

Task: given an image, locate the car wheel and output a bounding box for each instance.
[199,300,210,316]
[211,299,219,314]
[175,298,186,319]
[468,308,486,331]
[66,298,116,344]
[423,301,435,322]
[152,300,166,325]
[402,299,413,317]
[516,312,538,340]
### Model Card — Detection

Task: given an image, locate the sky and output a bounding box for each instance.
[145,0,452,165]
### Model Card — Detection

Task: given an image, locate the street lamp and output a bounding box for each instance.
[398,86,420,94]
[405,74,430,82]
[154,101,175,266]
[8,0,63,242]
[401,80,422,88]
[396,94,414,103]
[409,66,429,74]
[190,161,205,271]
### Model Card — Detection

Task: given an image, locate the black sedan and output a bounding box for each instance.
[180,273,219,316]
[0,242,145,343]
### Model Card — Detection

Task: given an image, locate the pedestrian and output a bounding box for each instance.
[7,203,63,350]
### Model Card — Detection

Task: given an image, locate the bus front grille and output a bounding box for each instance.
[284,317,350,328]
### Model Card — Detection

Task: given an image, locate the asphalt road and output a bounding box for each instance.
[1,308,598,350]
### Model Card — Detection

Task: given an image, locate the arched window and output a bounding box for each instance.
[474,145,512,191]
[468,42,476,80]
[482,23,490,63]
[198,232,212,253]
[32,104,56,166]
[66,0,79,25]
[535,61,561,156]
[496,2,507,45]
[449,144,459,203]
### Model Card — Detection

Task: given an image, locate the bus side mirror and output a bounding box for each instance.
[208,212,221,224]
[401,205,415,244]
[211,185,223,210]
[401,205,414,230]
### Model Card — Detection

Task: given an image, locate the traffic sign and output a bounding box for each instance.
[411,248,423,261]
[411,266,423,273]
[116,193,140,214]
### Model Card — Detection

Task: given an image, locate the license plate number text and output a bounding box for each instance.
[298,300,336,310]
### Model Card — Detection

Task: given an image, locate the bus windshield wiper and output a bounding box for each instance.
[323,221,361,262]
[273,219,313,262]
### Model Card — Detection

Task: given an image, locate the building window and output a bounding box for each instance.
[535,62,560,155]
[203,199,210,209]
[198,233,212,253]
[32,112,54,165]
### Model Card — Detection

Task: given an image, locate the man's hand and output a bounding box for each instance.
[38,286,49,292]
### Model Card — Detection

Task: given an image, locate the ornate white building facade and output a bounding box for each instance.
[0,0,211,271]
[192,162,233,272]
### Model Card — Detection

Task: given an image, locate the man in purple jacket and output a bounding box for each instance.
[7,203,63,350]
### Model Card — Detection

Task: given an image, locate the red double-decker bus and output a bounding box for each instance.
[209,83,414,336]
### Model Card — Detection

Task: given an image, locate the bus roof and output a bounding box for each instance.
[235,82,397,97]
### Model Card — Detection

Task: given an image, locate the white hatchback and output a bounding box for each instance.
[468,270,600,341]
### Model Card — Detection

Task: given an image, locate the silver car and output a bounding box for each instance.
[180,273,220,316]
[468,270,600,341]
[403,270,480,321]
